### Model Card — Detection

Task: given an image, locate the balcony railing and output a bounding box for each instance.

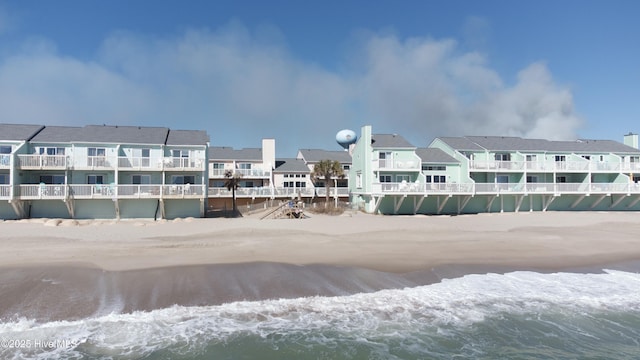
[370,182,640,195]
[0,154,10,168]
[162,157,205,170]
[471,160,627,172]
[17,155,68,169]
[374,158,421,170]
[0,184,10,199]
[19,184,67,199]
[316,187,350,196]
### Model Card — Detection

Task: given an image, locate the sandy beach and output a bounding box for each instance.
[1,211,640,272]
[2,211,640,321]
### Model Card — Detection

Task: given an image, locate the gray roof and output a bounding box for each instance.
[79,125,169,144]
[415,148,459,164]
[166,129,209,146]
[0,124,45,141]
[371,134,414,148]
[437,137,484,151]
[274,158,309,173]
[298,149,352,163]
[439,136,640,154]
[209,147,262,161]
[30,126,83,143]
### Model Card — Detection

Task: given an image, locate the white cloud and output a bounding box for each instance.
[0,23,582,152]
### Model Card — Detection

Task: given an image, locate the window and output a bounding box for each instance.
[296,182,306,188]
[496,175,509,183]
[555,155,566,162]
[396,175,410,183]
[526,154,537,162]
[422,165,446,171]
[343,165,350,170]
[88,148,106,166]
[556,176,567,183]
[426,175,446,183]
[0,174,8,184]
[132,148,150,167]
[581,155,591,160]
[526,175,538,183]
[39,147,65,155]
[87,175,104,185]
[172,175,195,184]
[495,153,511,161]
[356,172,362,188]
[284,181,294,188]
[379,152,392,167]
[88,148,106,157]
[132,175,151,184]
[380,175,392,183]
[0,146,11,154]
[238,163,252,169]
[39,175,65,184]
[172,149,190,158]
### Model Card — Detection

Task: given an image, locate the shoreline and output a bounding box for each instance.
[2,211,640,321]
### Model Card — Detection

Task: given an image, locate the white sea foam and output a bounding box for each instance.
[2,270,639,358]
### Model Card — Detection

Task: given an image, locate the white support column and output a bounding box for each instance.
[486,195,496,213]
[393,195,406,214]
[590,194,607,209]
[413,195,426,215]
[372,195,384,214]
[610,194,626,209]
[458,195,472,214]
[571,194,587,209]
[515,195,525,213]
[542,195,557,212]
[627,196,640,209]
[437,195,451,214]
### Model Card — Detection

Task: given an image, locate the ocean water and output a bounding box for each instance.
[1,270,639,359]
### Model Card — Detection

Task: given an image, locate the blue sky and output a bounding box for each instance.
[0,1,638,155]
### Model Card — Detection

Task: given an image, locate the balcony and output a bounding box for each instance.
[471,160,626,173]
[373,158,421,171]
[162,157,205,171]
[0,184,10,199]
[316,187,350,197]
[369,182,640,196]
[19,184,67,199]
[117,156,161,170]
[17,155,68,169]
[0,154,10,169]
[74,156,115,170]
[161,184,204,198]
[208,167,272,179]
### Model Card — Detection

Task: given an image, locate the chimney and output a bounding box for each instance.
[624,132,639,149]
[262,138,276,170]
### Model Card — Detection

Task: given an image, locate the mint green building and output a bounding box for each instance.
[0,124,209,220]
[350,125,640,214]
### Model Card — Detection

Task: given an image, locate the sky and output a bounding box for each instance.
[0,0,638,156]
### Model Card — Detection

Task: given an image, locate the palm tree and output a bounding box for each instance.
[224,169,242,216]
[311,159,345,207]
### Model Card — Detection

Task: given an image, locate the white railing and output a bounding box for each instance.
[19,184,67,199]
[370,182,640,195]
[235,168,272,178]
[0,154,10,168]
[471,160,629,173]
[273,187,315,197]
[17,155,67,169]
[162,157,205,170]
[374,158,421,170]
[0,184,10,198]
[316,187,350,196]
[116,185,162,198]
[85,156,113,168]
[209,168,227,177]
[161,184,204,198]
[118,157,161,170]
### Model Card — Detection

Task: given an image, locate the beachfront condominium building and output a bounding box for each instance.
[0,124,209,220]
[349,125,640,214]
[296,149,352,201]
[207,139,354,210]
[207,139,276,209]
